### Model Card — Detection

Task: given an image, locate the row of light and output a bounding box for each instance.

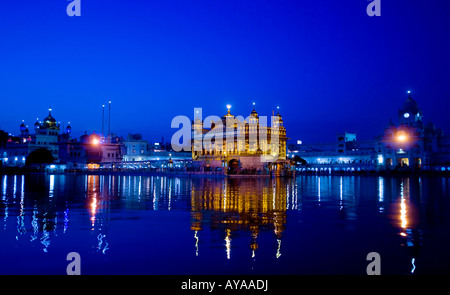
[226,103,280,111]
[2,157,26,162]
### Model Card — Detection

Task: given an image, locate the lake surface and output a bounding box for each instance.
[0,174,449,275]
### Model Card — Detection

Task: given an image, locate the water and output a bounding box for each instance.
[0,173,449,275]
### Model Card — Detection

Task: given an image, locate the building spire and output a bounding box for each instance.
[108,101,111,142]
[226,104,231,115]
[102,104,105,139]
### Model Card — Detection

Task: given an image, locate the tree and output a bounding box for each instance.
[0,130,8,148]
[26,148,54,166]
[293,155,307,166]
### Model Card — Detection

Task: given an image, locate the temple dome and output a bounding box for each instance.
[43,114,56,124]
[400,93,421,116]
[44,115,56,122]
[42,108,59,129]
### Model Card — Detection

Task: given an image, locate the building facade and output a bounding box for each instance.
[378,92,450,171]
[192,107,292,175]
[123,133,151,162]
[289,132,377,173]
[59,132,124,169]
[290,92,450,173]
[1,109,65,167]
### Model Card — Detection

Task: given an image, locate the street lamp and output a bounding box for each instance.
[398,134,407,142]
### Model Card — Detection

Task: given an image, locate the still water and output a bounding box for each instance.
[0,174,449,275]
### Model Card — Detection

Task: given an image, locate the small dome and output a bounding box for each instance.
[400,93,421,116]
[43,114,56,124]
[42,109,59,130]
[222,104,234,120]
[80,132,89,142]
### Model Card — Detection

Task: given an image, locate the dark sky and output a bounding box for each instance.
[0,0,449,143]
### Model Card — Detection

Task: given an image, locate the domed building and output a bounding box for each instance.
[192,105,291,175]
[19,121,30,138]
[31,108,61,158]
[288,91,450,174]
[66,123,72,135]
[379,92,450,171]
[58,130,124,170]
[1,108,70,167]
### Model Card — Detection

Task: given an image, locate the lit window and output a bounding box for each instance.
[377,155,384,164]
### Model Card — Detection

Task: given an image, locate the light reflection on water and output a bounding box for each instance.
[0,174,449,274]
[190,178,289,261]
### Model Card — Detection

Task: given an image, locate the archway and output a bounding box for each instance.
[228,159,240,174]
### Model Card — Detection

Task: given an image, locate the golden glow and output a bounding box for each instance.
[87,175,100,228]
[91,196,97,227]
[397,130,408,142]
[190,178,288,258]
[191,107,288,163]
[87,163,100,170]
[92,138,99,145]
[397,178,414,237]
[400,198,407,229]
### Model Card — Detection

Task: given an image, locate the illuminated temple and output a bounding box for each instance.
[191,106,293,175]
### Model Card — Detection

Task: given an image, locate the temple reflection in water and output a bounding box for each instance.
[190,177,294,259]
[1,173,449,274]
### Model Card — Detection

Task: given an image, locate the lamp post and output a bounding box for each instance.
[398,134,407,142]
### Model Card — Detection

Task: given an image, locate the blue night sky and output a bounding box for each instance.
[0,0,449,143]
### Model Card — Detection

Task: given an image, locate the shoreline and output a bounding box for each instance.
[0,168,449,178]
